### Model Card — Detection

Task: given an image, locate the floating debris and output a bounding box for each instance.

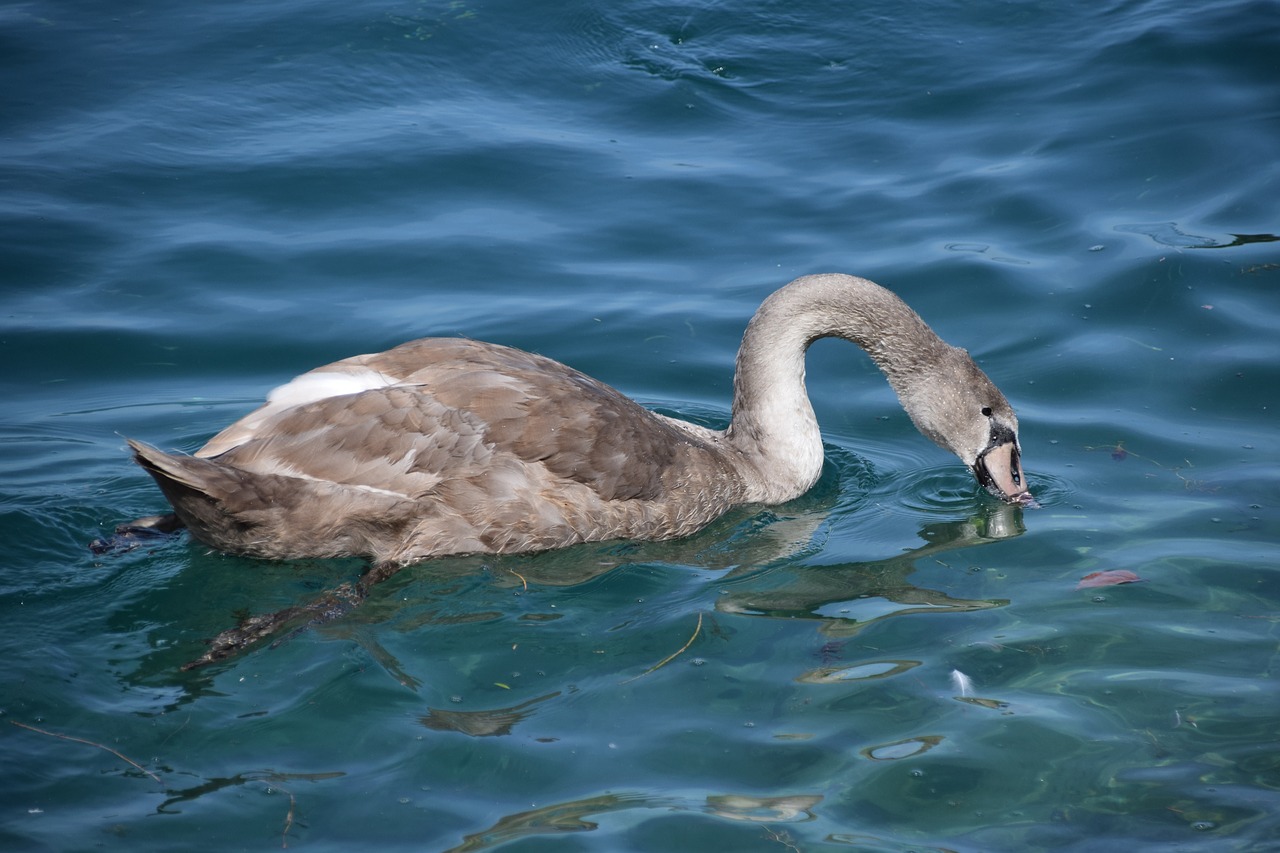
[1076,570,1144,590]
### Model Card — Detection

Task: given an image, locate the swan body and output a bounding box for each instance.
[129,274,1031,564]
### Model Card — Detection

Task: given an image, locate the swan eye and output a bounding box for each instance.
[981,406,993,417]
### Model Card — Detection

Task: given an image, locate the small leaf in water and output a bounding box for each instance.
[1076,570,1143,590]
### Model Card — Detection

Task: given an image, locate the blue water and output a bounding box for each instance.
[4,0,1279,849]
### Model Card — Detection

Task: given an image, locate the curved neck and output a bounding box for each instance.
[725,274,949,503]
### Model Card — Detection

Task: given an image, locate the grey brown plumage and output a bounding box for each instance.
[128,274,1032,566]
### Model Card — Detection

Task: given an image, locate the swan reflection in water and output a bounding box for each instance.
[711,499,1026,633]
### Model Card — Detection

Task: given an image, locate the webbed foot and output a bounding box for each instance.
[89,513,185,554]
[181,562,404,670]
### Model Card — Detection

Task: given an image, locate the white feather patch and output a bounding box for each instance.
[267,367,402,408]
[950,669,974,697]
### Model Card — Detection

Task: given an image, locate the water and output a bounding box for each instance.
[3,0,1278,849]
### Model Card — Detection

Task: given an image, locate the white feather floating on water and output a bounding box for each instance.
[950,669,974,698]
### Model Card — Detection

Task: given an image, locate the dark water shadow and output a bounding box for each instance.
[1114,221,1279,249]
[419,690,564,737]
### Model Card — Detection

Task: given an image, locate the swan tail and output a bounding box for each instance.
[128,438,261,516]
[127,439,417,561]
[128,439,271,550]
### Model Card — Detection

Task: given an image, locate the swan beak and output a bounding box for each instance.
[973,440,1037,507]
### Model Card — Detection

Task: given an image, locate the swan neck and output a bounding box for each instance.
[726,274,948,503]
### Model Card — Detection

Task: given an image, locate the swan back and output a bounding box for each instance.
[133,339,745,563]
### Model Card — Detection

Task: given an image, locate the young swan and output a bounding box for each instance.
[127,274,1032,566]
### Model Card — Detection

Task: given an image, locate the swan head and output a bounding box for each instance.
[970,412,1036,507]
[894,346,1035,507]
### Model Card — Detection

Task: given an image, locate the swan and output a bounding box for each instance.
[126,273,1033,565]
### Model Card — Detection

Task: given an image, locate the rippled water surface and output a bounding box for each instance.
[3,0,1278,850]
